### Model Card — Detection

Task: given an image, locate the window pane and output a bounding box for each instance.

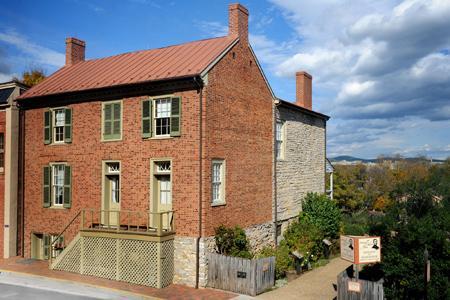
[55,110,65,126]
[160,176,171,205]
[212,162,223,202]
[53,165,65,205]
[111,176,120,203]
[54,110,65,142]
[276,122,283,141]
[155,98,171,136]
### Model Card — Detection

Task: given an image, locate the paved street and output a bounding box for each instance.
[0,271,149,299]
[0,283,99,300]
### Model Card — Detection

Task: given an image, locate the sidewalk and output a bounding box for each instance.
[0,257,236,300]
[257,258,351,300]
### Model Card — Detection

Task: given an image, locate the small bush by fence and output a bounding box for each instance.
[207,253,275,296]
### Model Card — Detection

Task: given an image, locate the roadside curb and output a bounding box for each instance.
[0,269,158,299]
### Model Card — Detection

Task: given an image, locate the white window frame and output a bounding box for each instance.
[51,163,65,207]
[211,159,226,206]
[53,108,66,144]
[153,97,172,137]
[276,120,285,160]
[105,161,121,204]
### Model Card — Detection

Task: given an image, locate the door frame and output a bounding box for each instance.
[101,160,121,226]
[150,158,172,214]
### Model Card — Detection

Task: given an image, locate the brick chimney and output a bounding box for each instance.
[296,71,313,110]
[65,37,85,66]
[229,3,249,43]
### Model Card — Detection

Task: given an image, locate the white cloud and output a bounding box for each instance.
[195,21,228,38]
[0,29,64,68]
[263,0,450,158]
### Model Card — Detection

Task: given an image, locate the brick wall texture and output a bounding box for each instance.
[22,39,274,257]
[275,105,326,222]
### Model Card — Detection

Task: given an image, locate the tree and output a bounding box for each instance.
[368,165,450,299]
[14,69,46,87]
[333,164,366,210]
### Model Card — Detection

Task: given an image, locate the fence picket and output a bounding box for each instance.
[207,253,275,296]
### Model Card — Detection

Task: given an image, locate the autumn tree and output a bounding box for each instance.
[14,69,46,87]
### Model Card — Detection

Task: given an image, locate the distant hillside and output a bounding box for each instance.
[330,155,445,163]
[330,156,375,163]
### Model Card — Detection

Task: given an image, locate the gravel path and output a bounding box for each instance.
[257,258,351,300]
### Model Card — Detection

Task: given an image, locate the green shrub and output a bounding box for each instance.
[214,225,252,259]
[302,192,342,239]
[257,243,292,279]
[342,211,370,236]
[283,217,324,264]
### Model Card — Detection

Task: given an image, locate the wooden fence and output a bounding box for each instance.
[337,269,384,300]
[207,253,275,296]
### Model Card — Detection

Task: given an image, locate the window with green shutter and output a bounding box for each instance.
[149,96,182,138]
[43,163,72,209]
[64,108,72,143]
[44,110,52,144]
[44,108,73,144]
[63,165,72,208]
[43,166,51,208]
[170,97,181,137]
[142,99,152,138]
[43,234,50,260]
[103,101,122,140]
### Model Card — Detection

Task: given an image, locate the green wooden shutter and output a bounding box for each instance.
[64,108,72,143]
[103,102,121,140]
[112,102,121,138]
[44,110,52,144]
[63,165,72,208]
[43,166,51,208]
[43,234,50,260]
[103,103,112,139]
[170,97,181,137]
[142,100,152,138]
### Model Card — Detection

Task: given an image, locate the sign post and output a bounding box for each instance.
[340,235,381,294]
[424,248,430,300]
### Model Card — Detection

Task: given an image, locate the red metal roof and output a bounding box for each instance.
[20,36,237,99]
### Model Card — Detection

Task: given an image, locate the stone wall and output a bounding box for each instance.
[173,220,274,287]
[173,236,197,286]
[275,105,326,223]
[245,221,275,253]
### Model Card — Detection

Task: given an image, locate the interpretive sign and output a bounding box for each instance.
[340,235,381,264]
[348,280,361,292]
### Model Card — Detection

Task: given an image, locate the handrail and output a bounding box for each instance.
[49,210,82,265]
[80,209,175,236]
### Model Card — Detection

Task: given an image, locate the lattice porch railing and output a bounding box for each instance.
[50,209,175,264]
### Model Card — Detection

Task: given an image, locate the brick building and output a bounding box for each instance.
[15,3,328,288]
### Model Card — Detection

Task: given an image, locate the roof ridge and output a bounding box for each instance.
[81,35,232,64]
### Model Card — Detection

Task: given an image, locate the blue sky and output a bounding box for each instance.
[1,0,449,159]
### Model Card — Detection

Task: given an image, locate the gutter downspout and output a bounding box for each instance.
[17,106,25,257]
[273,99,280,246]
[194,76,204,289]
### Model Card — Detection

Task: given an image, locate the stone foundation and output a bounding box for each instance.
[245,221,275,253]
[173,236,197,286]
[173,221,274,287]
